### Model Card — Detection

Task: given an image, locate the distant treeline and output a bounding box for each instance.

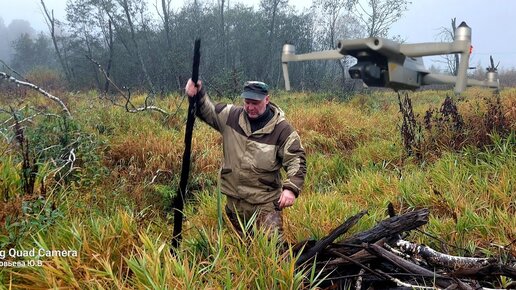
[2,0,515,94]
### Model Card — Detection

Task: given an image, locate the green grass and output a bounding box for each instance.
[0,88,515,288]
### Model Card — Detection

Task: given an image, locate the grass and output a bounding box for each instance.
[0,87,515,288]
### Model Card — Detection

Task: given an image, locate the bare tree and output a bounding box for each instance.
[260,0,288,83]
[437,18,459,76]
[117,0,156,93]
[313,0,352,49]
[311,0,363,89]
[218,0,228,68]
[160,0,173,51]
[40,0,73,85]
[350,0,410,38]
[103,20,115,93]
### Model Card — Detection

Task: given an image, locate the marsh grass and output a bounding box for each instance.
[1,88,515,288]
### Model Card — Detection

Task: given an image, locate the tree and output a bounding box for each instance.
[0,19,36,64]
[260,0,288,83]
[66,0,106,89]
[437,18,459,76]
[311,0,364,89]
[349,0,410,38]
[0,18,10,62]
[117,0,156,93]
[11,33,35,73]
[11,33,56,74]
[41,0,74,85]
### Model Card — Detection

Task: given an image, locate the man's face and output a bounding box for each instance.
[244,96,269,119]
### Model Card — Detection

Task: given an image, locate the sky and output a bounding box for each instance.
[1,0,516,70]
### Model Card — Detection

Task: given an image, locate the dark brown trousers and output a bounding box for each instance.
[225,196,283,237]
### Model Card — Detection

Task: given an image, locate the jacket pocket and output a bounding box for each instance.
[251,144,278,172]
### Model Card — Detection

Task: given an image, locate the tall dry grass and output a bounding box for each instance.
[1,88,515,288]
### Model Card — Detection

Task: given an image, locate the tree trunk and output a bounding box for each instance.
[40,0,73,86]
[104,20,114,94]
[119,0,156,93]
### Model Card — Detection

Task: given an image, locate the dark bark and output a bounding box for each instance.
[368,243,452,288]
[171,39,201,251]
[292,207,516,289]
[336,208,429,255]
[296,210,367,266]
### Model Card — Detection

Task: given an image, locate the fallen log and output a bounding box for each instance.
[292,207,516,289]
[296,210,367,266]
[451,263,516,279]
[332,208,429,257]
[326,239,385,268]
[368,243,452,288]
[396,240,494,271]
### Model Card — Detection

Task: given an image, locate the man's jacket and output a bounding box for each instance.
[196,92,306,204]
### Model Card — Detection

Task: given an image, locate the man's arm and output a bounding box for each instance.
[185,79,226,132]
[278,130,306,209]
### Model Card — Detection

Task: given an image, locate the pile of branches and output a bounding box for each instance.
[293,208,516,289]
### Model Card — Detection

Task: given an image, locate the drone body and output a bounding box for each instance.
[281,22,499,94]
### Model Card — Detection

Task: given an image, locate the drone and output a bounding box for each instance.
[281,22,499,94]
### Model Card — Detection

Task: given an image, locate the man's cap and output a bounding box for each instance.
[241,81,269,100]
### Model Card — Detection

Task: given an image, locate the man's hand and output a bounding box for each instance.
[185,78,202,97]
[278,189,296,209]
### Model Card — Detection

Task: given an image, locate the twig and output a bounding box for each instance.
[376,270,442,290]
[328,249,387,280]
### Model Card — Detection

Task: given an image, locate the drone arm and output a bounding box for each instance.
[405,41,473,93]
[422,73,499,89]
[403,22,473,94]
[282,50,343,62]
[399,42,469,57]
[282,43,343,90]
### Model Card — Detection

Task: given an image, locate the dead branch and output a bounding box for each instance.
[326,239,384,268]
[292,207,516,289]
[337,208,429,253]
[0,60,28,82]
[85,56,169,116]
[296,210,368,266]
[368,243,452,288]
[0,72,71,118]
[396,239,494,271]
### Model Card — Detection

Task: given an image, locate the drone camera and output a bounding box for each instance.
[349,61,384,87]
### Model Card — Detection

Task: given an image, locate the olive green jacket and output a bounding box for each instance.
[196,92,306,204]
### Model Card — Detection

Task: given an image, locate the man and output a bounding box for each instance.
[185,79,306,236]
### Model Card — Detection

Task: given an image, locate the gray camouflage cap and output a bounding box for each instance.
[241,81,269,100]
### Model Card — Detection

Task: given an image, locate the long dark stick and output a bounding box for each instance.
[171,38,201,250]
